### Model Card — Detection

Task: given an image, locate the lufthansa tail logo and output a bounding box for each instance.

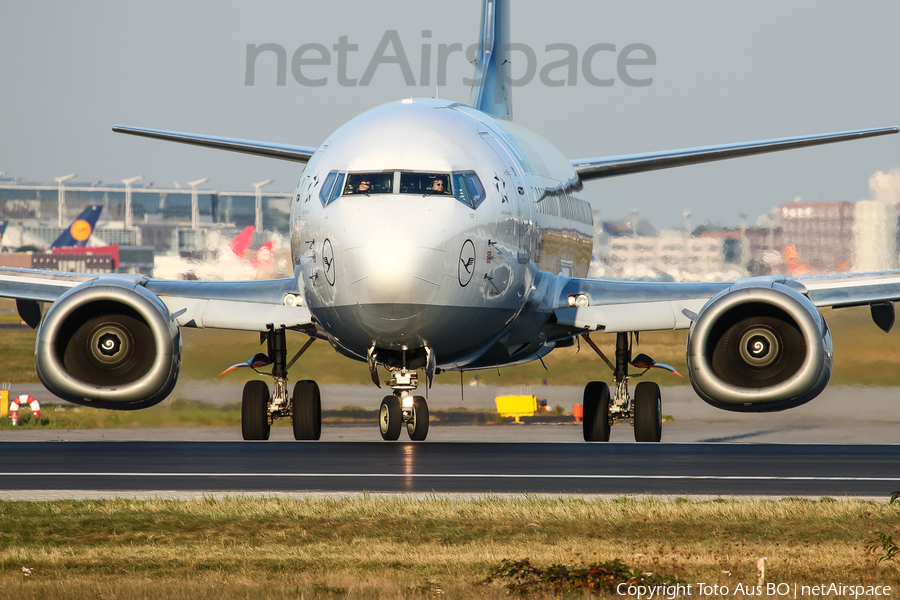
[70,219,92,241]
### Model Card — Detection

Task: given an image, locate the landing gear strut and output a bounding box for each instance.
[371,346,431,441]
[582,332,663,443]
[235,326,321,441]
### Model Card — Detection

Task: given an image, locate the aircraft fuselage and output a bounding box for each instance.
[291,98,593,370]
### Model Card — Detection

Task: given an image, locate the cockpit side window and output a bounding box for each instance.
[450,171,486,209]
[400,173,451,196]
[319,171,337,207]
[327,173,345,205]
[464,172,486,208]
[452,173,470,206]
[344,173,393,195]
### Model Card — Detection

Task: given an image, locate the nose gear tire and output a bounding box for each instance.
[379,395,402,441]
[407,395,429,441]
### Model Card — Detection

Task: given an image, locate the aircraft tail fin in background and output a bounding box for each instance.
[228,225,256,259]
[50,205,102,249]
[784,244,814,277]
[468,0,513,121]
[251,241,275,273]
[0,220,8,245]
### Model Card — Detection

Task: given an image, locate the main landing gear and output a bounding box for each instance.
[220,326,322,441]
[371,346,431,441]
[581,332,677,443]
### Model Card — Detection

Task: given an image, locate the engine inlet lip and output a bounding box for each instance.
[35,280,179,406]
[687,283,828,407]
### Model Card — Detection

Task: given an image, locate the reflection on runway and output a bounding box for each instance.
[1,441,899,497]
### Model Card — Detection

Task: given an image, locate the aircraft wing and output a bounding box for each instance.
[112,126,318,163]
[551,271,900,334]
[570,127,898,182]
[552,278,730,333]
[0,268,315,333]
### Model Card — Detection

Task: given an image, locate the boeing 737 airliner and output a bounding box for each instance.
[1,0,898,443]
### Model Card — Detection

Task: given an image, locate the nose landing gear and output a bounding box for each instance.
[377,368,430,441]
[371,345,432,441]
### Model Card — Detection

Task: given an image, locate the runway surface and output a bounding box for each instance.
[4,384,900,499]
[2,441,899,498]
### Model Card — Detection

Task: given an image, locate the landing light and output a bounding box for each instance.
[283,294,303,307]
[567,294,590,308]
[402,396,414,408]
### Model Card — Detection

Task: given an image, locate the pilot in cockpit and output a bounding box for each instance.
[426,175,449,195]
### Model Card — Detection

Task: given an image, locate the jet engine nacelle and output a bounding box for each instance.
[686,282,832,412]
[35,280,181,409]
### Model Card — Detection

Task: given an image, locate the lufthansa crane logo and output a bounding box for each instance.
[70,219,92,241]
[323,238,335,286]
[458,239,476,287]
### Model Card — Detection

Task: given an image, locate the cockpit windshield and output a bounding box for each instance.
[399,173,451,196]
[344,173,393,195]
[322,170,486,209]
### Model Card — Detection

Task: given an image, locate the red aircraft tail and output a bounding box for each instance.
[251,241,275,272]
[784,244,814,276]
[228,225,255,259]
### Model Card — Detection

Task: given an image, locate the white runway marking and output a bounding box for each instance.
[3,472,900,482]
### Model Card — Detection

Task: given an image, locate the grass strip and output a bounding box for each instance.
[0,496,899,598]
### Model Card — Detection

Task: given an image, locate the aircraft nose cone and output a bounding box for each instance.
[342,203,444,319]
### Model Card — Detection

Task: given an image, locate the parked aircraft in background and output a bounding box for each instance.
[0,0,898,444]
[783,244,852,277]
[783,245,814,277]
[228,226,256,260]
[152,226,283,280]
[250,240,275,273]
[0,206,103,251]
[50,205,103,249]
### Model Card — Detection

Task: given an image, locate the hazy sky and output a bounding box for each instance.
[1,0,898,229]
